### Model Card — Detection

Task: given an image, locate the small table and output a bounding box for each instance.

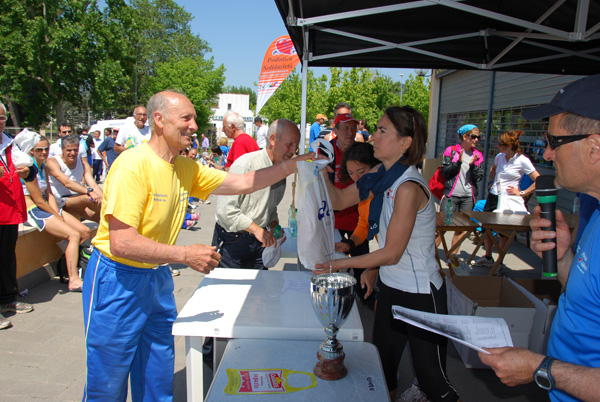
[205,339,390,401]
[435,211,481,274]
[172,268,364,402]
[463,211,578,276]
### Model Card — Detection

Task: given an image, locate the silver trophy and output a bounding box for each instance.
[310,273,357,380]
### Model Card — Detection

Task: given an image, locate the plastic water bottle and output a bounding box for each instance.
[444,199,453,224]
[273,224,283,239]
[288,208,298,238]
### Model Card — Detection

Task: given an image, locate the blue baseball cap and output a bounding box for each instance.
[522,74,600,121]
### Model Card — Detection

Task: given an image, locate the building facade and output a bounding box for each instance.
[427,71,582,212]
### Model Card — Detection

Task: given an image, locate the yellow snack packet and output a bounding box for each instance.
[224,368,316,395]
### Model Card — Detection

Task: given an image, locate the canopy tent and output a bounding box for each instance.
[274,0,600,152]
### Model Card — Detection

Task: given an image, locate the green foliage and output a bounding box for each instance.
[0,0,223,129]
[401,75,431,124]
[147,56,225,131]
[260,69,327,125]
[260,67,430,134]
[223,85,257,111]
[0,0,130,126]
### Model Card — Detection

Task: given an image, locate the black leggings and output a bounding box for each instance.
[373,281,459,402]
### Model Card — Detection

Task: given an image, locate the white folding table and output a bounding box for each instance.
[172,268,364,402]
[205,339,389,401]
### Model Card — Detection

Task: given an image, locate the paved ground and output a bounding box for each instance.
[0,178,551,401]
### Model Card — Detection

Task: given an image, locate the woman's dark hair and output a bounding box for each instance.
[339,142,380,184]
[383,105,427,166]
[211,144,223,155]
[498,129,524,154]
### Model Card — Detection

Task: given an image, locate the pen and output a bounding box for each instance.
[216,240,224,254]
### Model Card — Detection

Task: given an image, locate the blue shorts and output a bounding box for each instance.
[26,206,60,231]
[82,249,176,401]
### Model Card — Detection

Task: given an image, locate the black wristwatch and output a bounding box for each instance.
[86,186,94,195]
[534,356,556,391]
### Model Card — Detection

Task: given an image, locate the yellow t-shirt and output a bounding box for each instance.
[92,143,226,268]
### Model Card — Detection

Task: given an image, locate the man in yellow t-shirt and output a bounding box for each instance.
[81,90,315,402]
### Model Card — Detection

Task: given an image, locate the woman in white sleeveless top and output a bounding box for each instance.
[316,106,459,402]
[16,133,91,292]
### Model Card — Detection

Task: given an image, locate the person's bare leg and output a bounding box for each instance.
[63,196,101,223]
[44,217,83,290]
[62,210,92,241]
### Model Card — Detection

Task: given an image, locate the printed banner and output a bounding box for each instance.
[256,35,300,114]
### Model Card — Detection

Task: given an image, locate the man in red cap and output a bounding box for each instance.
[323,113,373,304]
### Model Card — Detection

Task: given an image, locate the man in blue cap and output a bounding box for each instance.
[479,74,600,402]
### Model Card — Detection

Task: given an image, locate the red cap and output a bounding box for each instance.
[334,113,357,126]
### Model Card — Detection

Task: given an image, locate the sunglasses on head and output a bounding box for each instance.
[545,132,595,150]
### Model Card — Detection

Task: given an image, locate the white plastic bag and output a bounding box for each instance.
[262,235,286,268]
[296,139,335,270]
[11,128,37,168]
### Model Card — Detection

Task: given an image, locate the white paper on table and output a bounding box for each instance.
[392,305,513,354]
[282,279,311,293]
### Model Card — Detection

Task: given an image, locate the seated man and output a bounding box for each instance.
[46,135,103,222]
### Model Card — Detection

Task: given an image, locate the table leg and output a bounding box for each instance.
[488,230,517,276]
[214,338,227,372]
[185,336,205,402]
[466,228,487,265]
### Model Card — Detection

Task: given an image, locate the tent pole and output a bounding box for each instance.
[481,70,496,201]
[300,30,309,155]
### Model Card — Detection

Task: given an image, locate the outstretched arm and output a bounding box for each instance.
[213,153,316,196]
[479,347,600,401]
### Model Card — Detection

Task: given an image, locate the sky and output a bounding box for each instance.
[176,0,419,89]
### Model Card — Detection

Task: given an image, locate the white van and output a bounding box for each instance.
[88,117,135,141]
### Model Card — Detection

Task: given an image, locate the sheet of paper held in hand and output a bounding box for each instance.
[392,305,513,354]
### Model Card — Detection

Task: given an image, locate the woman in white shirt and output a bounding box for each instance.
[19,134,91,292]
[316,106,459,402]
[472,130,540,271]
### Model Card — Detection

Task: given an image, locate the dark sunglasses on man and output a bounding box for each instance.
[545,132,595,150]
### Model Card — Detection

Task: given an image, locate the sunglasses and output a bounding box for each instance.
[469,135,480,140]
[61,130,72,134]
[545,132,595,150]
[0,116,7,122]
[33,146,49,151]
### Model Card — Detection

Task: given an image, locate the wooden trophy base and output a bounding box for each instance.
[314,351,347,380]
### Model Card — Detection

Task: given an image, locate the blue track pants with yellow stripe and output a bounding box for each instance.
[82,248,176,401]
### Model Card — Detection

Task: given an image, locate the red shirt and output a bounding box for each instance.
[331,138,359,232]
[225,133,259,168]
[0,143,27,225]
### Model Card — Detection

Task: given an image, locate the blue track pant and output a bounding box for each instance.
[82,249,176,402]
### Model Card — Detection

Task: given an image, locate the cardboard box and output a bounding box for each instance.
[445,276,535,369]
[509,278,562,355]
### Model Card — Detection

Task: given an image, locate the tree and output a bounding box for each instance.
[0,0,218,128]
[0,0,131,127]
[401,74,431,124]
[121,0,212,108]
[147,56,225,131]
[259,67,425,136]
[260,69,328,124]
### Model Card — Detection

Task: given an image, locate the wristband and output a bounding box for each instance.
[340,238,356,254]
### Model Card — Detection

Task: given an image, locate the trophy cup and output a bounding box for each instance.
[310,273,357,380]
